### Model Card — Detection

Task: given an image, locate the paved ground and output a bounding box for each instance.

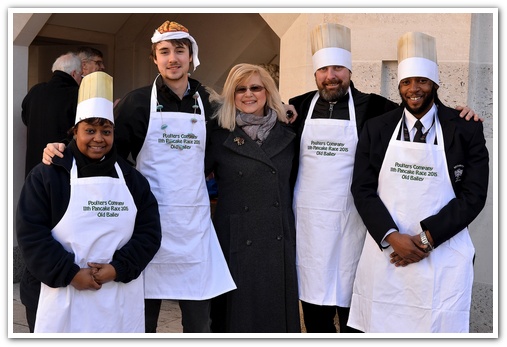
[11,281,492,335]
[11,282,184,334]
[10,282,312,334]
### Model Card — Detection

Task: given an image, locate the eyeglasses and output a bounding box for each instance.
[88,59,104,66]
[235,85,265,94]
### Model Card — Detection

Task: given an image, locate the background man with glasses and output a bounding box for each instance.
[77,46,105,76]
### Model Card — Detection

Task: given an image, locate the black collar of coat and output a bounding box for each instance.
[223,122,295,169]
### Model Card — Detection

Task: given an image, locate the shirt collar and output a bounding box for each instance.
[183,82,191,97]
[405,103,436,132]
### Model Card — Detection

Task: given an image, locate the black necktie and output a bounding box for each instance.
[413,120,425,143]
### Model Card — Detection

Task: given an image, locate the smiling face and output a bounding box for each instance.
[74,118,114,160]
[315,65,351,101]
[398,77,437,118]
[234,73,267,117]
[153,40,192,84]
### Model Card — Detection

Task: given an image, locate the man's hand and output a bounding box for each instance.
[385,232,429,267]
[456,105,483,122]
[42,143,66,165]
[282,104,298,124]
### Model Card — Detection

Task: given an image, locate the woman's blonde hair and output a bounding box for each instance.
[209,63,286,131]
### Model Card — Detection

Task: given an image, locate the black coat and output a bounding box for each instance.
[16,147,162,311]
[351,101,489,249]
[205,119,300,333]
[21,71,79,177]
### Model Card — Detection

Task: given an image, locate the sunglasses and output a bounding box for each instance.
[235,85,265,94]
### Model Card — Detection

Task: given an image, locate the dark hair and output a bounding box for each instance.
[150,38,194,71]
[76,46,104,59]
[69,117,114,136]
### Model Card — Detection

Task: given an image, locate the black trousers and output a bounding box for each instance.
[145,298,211,333]
[301,301,362,333]
[24,306,36,333]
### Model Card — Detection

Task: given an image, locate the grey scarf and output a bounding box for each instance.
[235,108,277,145]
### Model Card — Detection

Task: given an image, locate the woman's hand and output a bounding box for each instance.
[70,268,102,290]
[88,262,117,285]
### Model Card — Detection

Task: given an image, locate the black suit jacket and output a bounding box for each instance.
[351,101,489,249]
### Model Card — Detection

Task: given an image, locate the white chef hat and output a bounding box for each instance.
[397,31,439,85]
[151,20,200,71]
[311,23,352,73]
[75,71,114,125]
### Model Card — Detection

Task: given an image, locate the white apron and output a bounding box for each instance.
[348,114,474,333]
[137,76,235,299]
[35,160,143,333]
[293,90,366,306]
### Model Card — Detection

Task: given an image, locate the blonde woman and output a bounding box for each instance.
[205,63,300,333]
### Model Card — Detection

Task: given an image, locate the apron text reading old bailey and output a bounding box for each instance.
[83,199,129,217]
[391,161,438,181]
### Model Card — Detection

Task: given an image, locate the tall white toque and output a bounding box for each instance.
[397,31,439,86]
[151,20,200,71]
[311,23,352,73]
[75,71,114,125]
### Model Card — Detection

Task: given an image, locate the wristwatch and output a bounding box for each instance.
[419,231,434,252]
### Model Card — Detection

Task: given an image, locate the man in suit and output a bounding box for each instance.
[348,31,489,333]
[77,46,105,76]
